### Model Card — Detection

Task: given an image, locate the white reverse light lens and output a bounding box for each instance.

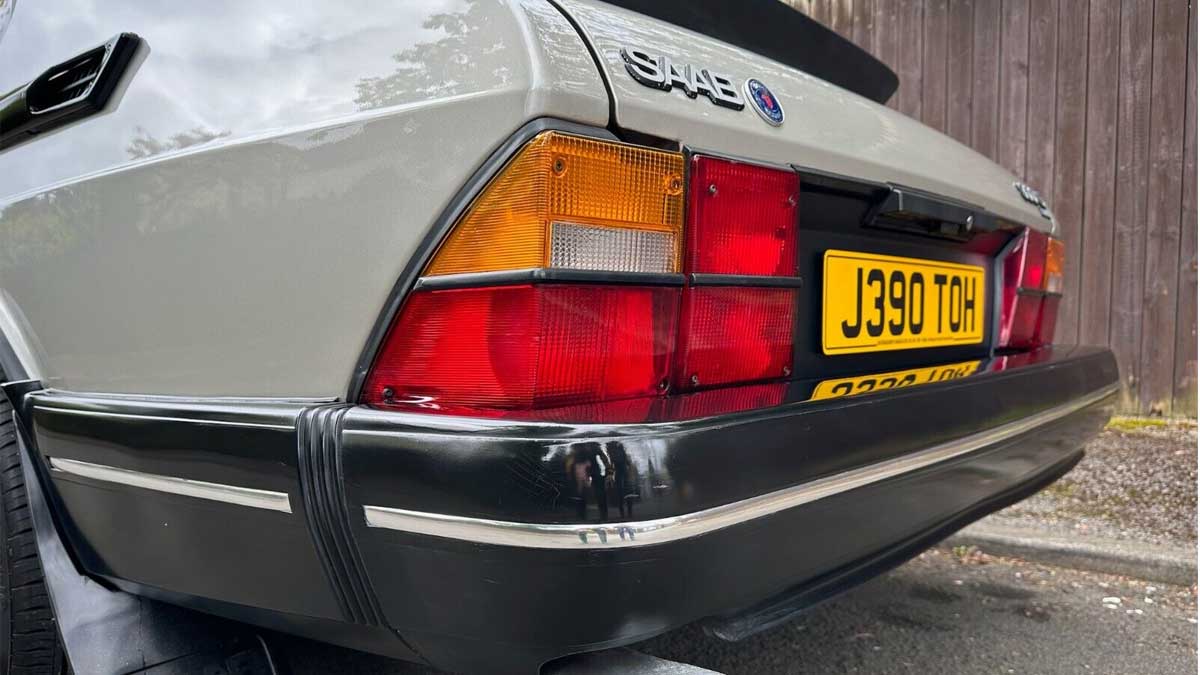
[549,222,675,274]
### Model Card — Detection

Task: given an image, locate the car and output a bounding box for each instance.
[0,0,1118,673]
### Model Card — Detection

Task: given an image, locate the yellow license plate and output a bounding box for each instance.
[809,361,982,401]
[822,250,985,355]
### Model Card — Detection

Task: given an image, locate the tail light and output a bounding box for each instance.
[425,132,685,276]
[359,132,1042,419]
[998,228,1063,349]
[360,132,801,418]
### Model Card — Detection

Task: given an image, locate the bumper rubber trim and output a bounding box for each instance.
[362,383,1117,549]
[296,404,385,626]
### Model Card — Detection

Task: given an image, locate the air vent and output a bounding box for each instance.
[1,33,141,153]
[26,46,107,113]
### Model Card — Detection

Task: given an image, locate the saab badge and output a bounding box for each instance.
[744,78,784,127]
[618,46,745,110]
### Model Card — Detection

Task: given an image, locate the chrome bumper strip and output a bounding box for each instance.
[48,457,293,513]
[362,384,1118,549]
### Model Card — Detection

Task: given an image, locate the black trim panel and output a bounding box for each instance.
[340,348,1115,527]
[703,449,1083,641]
[25,393,346,621]
[0,33,143,152]
[3,392,281,674]
[12,388,425,667]
[867,184,998,235]
[689,273,804,288]
[350,374,1114,674]
[10,346,1117,674]
[414,268,685,291]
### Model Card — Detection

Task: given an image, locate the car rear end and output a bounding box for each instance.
[330,4,1115,672]
[0,1,1116,673]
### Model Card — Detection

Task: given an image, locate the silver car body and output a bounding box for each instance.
[0,0,1047,400]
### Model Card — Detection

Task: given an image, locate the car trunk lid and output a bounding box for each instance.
[554,0,1054,233]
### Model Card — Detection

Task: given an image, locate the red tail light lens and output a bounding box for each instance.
[1036,295,1061,345]
[1018,229,1047,289]
[673,287,796,390]
[361,284,678,411]
[999,228,1063,349]
[686,156,799,276]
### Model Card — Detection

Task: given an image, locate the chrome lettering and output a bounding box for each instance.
[620,47,667,89]
[620,46,746,111]
[705,70,746,109]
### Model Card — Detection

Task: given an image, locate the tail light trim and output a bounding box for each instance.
[689,273,805,288]
[412,268,686,292]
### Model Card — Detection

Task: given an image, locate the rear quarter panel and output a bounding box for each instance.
[0,0,607,396]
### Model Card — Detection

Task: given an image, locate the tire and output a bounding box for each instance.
[0,393,65,675]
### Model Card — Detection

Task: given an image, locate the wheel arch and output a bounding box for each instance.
[0,291,44,383]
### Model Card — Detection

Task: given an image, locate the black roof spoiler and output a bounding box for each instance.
[601,0,899,105]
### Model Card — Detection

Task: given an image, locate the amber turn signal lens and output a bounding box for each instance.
[1044,237,1065,294]
[425,132,685,276]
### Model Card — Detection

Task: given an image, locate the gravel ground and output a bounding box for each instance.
[990,420,1197,547]
[638,548,1197,675]
[279,548,1198,674]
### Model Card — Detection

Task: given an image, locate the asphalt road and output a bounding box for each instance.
[278,548,1197,675]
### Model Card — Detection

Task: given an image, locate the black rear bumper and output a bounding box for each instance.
[18,346,1117,674]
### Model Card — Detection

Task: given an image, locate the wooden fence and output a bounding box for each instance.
[784,0,1198,416]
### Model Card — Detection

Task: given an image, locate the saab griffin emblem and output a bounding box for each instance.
[619,47,745,110]
[744,78,784,126]
[1013,182,1052,219]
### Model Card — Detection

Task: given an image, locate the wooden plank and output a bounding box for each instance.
[1137,0,1190,415]
[830,0,856,38]
[1050,0,1088,346]
[873,0,903,108]
[809,0,832,25]
[922,0,950,133]
[896,0,925,118]
[1172,6,1197,416]
[852,0,874,52]
[1077,0,1121,347]
[946,0,975,145]
[1109,0,1155,412]
[970,0,1001,158]
[791,0,817,17]
[996,0,1029,176]
[1024,0,1057,197]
